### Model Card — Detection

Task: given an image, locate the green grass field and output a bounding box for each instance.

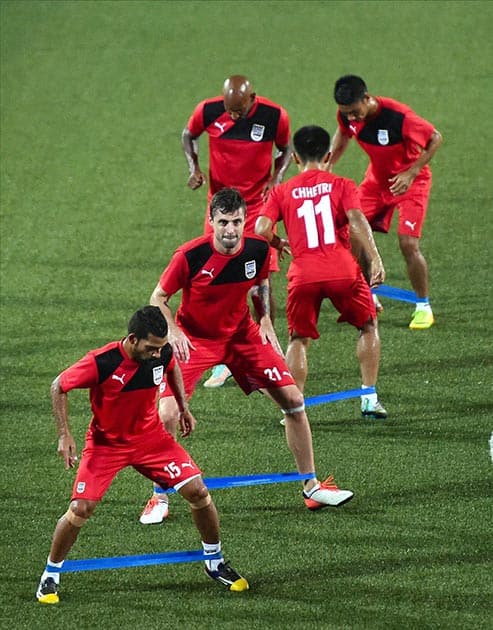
[1,1,492,628]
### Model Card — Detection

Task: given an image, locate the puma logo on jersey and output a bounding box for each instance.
[214,121,227,133]
[405,220,417,231]
[349,124,357,134]
[201,268,214,278]
[112,373,125,385]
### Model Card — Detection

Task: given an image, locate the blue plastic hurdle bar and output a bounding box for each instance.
[54,550,223,573]
[372,284,416,303]
[163,471,316,495]
[304,386,375,408]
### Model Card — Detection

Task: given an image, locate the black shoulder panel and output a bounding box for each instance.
[95,348,124,384]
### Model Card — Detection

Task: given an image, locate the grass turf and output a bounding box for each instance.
[1,1,492,628]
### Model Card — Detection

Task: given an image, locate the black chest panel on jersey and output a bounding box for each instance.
[95,344,173,391]
[203,101,280,142]
[185,238,269,285]
[342,107,404,146]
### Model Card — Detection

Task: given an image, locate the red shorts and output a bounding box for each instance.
[359,175,432,237]
[287,271,376,338]
[71,428,202,502]
[160,319,295,398]
[203,199,279,272]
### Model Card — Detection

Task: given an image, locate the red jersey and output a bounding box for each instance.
[59,340,174,444]
[263,170,361,286]
[187,95,290,206]
[159,233,270,339]
[337,96,436,185]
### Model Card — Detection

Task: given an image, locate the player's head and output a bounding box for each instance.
[126,306,168,362]
[223,75,255,120]
[209,188,246,255]
[333,75,372,121]
[293,125,331,164]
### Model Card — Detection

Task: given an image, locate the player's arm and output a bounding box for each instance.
[347,209,385,287]
[51,375,78,470]
[256,278,284,356]
[181,127,206,190]
[262,144,293,199]
[327,127,350,172]
[389,129,443,195]
[150,284,196,362]
[255,215,291,259]
[165,360,196,437]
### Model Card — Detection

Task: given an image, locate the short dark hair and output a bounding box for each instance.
[128,306,168,340]
[334,75,368,105]
[293,125,331,162]
[209,187,246,219]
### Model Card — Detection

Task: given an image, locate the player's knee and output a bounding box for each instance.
[280,388,305,416]
[180,478,212,510]
[64,499,96,527]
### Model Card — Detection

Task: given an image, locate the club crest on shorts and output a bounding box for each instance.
[153,365,164,385]
[76,482,86,493]
[377,129,389,145]
[245,260,256,279]
[250,124,265,141]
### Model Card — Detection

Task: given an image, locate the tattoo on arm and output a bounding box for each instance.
[258,283,270,318]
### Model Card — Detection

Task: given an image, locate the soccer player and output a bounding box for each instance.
[36,306,248,604]
[139,188,354,524]
[182,74,292,387]
[329,75,442,329]
[256,125,387,420]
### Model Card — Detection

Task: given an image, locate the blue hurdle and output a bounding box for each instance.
[372,283,416,303]
[55,550,222,573]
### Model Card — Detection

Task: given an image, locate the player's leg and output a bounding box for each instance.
[358,179,394,313]
[178,476,248,591]
[141,343,217,524]
[267,383,354,510]
[37,443,122,603]
[285,335,310,392]
[330,275,387,419]
[284,282,322,393]
[139,396,179,524]
[396,183,434,329]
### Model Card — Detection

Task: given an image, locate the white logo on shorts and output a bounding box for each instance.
[405,220,417,231]
[76,482,86,493]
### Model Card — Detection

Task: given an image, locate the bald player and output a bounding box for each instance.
[177,75,292,390]
[182,75,292,235]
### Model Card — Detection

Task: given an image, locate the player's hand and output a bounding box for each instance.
[57,434,78,470]
[277,237,291,261]
[169,328,196,363]
[388,169,416,195]
[261,177,278,201]
[187,170,206,190]
[259,316,284,356]
[178,407,196,437]
[369,256,386,287]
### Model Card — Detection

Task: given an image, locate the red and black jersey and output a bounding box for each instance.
[337,97,435,185]
[159,234,270,339]
[187,95,290,206]
[59,340,174,443]
[263,170,361,286]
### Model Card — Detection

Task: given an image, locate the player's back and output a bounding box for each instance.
[267,169,360,284]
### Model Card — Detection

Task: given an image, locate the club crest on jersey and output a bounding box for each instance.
[153,365,164,385]
[377,129,389,145]
[250,124,265,142]
[245,260,256,279]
